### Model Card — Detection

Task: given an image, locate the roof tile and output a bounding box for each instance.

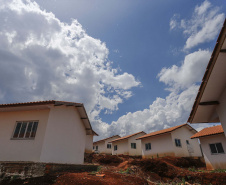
[191,125,224,139]
[137,124,195,140]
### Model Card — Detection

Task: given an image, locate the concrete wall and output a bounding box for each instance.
[217,87,226,136]
[171,126,202,157]
[141,133,175,158]
[85,135,93,153]
[200,134,226,170]
[112,140,128,155]
[128,133,145,156]
[39,105,86,164]
[0,109,50,162]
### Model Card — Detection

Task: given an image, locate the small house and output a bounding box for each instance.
[191,125,226,170]
[188,19,226,136]
[0,100,97,164]
[110,131,146,156]
[93,135,121,154]
[136,124,202,158]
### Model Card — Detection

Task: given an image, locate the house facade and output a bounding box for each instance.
[191,125,226,170]
[188,19,226,136]
[0,100,97,164]
[93,135,120,154]
[111,131,146,156]
[137,124,202,158]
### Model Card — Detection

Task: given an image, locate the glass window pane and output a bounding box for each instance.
[19,122,27,138]
[13,122,22,138]
[210,144,217,154]
[25,122,33,138]
[30,122,38,138]
[216,143,224,153]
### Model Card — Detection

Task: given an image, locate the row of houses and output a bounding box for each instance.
[94,19,226,170]
[93,124,202,158]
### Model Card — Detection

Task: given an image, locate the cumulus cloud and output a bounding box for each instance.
[170,0,225,50]
[0,0,140,125]
[158,49,211,89]
[103,85,199,138]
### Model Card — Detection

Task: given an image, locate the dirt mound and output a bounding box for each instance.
[130,159,168,176]
[162,156,205,168]
[94,154,123,165]
[53,171,148,185]
[129,157,226,185]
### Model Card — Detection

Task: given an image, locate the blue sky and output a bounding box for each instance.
[0,0,225,140]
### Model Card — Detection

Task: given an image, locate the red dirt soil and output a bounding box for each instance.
[53,171,148,185]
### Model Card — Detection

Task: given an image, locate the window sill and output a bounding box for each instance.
[10,138,35,140]
[211,153,225,155]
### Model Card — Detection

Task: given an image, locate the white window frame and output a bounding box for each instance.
[209,143,225,155]
[131,143,136,149]
[145,143,151,150]
[175,138,182,147]
[114,145,117,151]
[107,144,111,149]
[11,121,39,140]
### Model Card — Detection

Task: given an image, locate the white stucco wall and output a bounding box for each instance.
[0,109,50,162]
[40,105,86,164]
[141,133,175,158]
[217,87,226,136]
[128,133,145,156]
[85,135,93,153]
[171,126,202,157]
[93,142,105,153]
[112,140,128,155]
[199,134,226,170]
[93,136,120,154]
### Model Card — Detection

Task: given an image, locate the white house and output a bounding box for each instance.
[188,19,226,136]
[0,100,97,164]
[191,125,226,170]
[93,135,121,154]
[136,124,202,158]
[110,131,146,156]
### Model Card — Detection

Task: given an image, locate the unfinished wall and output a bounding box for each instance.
[171,126,202,157]
[0,109,49,162]
[200,134,226,170]
[40,105,86,164]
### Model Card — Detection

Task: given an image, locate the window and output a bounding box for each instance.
[12,121,39,139]
[93,146,95,150]
[114,145,117,151]
[96,146,98,150]
[175,139,181,147]
[107,144,111,149]
[131,143,136,149]
[186,140,189,144]
[145,143,151,150]
[209,143,224,154]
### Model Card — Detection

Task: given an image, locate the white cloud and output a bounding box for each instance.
[170,0,225,50]
[0,0,140,126]
[102,85,199,138]
[158,49,211,89]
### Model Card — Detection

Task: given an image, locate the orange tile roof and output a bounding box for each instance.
[110,131,146,143]
[0,100,83,107]
[137,124,196,140]
[191,125,224,139]
[93,135,120,144]
[0,100,98,136]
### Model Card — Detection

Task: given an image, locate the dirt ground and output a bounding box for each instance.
[1,154,226,185]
